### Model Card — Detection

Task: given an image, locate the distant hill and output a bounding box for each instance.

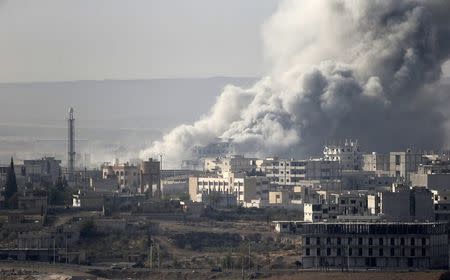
[0,77,256,164]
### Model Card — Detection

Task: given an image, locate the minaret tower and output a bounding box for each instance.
[68,107,75,181]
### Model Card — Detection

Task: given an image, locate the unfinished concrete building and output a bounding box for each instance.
[274,221,448,269]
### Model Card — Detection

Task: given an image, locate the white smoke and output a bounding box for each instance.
[140,0,450,167]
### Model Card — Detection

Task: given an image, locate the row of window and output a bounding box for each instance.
[305,247,426,257]
[305,237,427,246]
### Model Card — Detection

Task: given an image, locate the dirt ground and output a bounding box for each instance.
[263,271,444,280]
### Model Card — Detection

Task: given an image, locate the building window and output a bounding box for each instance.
[349,248,353,256]
[379,238,383,245]
[379,248,383,257]
[337,237,341,245]
[327,237,331,245]
[358,248,363,256]
[395,155,401,165]
[421,248,426,257]
[390,248,395,256]
[410,238,415,246]
[401,238,405,246]
[306,248,310,256]
[327,248,331,256]
[368,248,373,256]
[316,237,321,245]
[358,237,363,245]
[410,248,415,257]
[369,238,373,245]
[402,248,405,257]
[337,248,341,256]
[390,238,395,246]
[317,248,321,256]
[305,237,310,245]
[348,237,352,245]
[421,238,426,245]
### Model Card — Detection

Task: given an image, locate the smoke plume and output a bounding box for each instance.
[140,0,450,167]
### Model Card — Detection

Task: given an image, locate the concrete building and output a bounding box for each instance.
[192,138,235,158]
[188,173,269,206]
[258,157,341,186]
[362,153,390,173]
[101,158,161,195]
[23,157,61,183]
[389,149,424,181]
[341,170,395,190]
[140,158,161,197]
[268,191,290,206]
[432,190,450,221]
[381,188,434,221]
[410,161,450,191]
[204,155,255,175]
[72,190,104,211]
[323,140,362,170]
[102,159,139,190]
[274,221,448,269]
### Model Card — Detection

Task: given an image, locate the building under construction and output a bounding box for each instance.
[274,221,448,269]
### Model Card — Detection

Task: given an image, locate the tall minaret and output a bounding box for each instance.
[68,107,75,181]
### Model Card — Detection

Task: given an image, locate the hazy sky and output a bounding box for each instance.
[0,0,279,83]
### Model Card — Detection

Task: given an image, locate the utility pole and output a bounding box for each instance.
[248,242,251,272]
[241,256,244,280]
[66,235,68,264]
[347,244,350,271]
[157,244,160,269]
[149,244,153,269]
[53,239,56,264]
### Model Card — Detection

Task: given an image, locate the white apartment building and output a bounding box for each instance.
[323,140,362,170]
[257,157,341,186]
[188,173,269,206]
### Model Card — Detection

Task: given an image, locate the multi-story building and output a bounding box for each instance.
[380,188,434,221]
[140,158,161,196]
[257,157,341,186]
[362,153,390,173]
[323,140,362,170]
[410,160,450,191]
[23,157,61,183]
[203,155,255,175]
[274,221,448,269]
[102,159,139,189]
[188,173,269,206]
[432,190,450,221]
[101,158,161,194]
[303,191,376,222]
[389,149,424,181]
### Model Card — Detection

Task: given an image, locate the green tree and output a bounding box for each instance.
[4,157,18,209]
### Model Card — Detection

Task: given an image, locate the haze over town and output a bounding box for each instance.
[2,1,450,280]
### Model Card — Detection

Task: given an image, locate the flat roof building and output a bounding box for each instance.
[273,221,448,269]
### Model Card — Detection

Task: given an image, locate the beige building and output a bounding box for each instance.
[204,155,255,175]
[102,159,139,189]
[189,173,269,206]
[269,191,290,205]
[101,158,161,194]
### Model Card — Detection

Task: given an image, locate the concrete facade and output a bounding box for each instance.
[274,221,448,269]
[389,150,423,181]
[323,140,362,170]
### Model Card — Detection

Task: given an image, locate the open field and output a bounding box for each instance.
[0,262,446,280]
